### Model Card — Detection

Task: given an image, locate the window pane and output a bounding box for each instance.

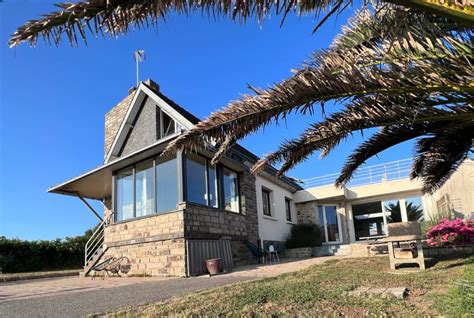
[135,161,154,217]
[262,189,271,216]
[405,197,424,221]
[223,168,239,212]
[352,201,385,240]
[156,157,179,213]
[285,199,292,221]
[383,200,402,223]
[318,205,325,242]
[325,205,340,242]
[208,164,219,208]
[162,112,176,137]
[116,169,134,221]
[185,154,207,205]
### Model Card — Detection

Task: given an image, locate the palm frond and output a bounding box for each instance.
[9,0,347,47]
[164,7,473,162]
[410,122,474,192]
[252,94,473,176]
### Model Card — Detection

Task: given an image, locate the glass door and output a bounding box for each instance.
[318,205,341,243]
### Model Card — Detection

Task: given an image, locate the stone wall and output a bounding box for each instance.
[296,201,319,224]
[103,210,186,277]
[104,92,135,158]
[286,247,313,259]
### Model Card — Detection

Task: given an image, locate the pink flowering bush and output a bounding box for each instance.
[427,218,474,247]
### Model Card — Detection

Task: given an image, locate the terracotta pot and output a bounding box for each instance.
[204,258,221,276]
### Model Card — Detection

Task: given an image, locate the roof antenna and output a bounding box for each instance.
[134,50,146,86]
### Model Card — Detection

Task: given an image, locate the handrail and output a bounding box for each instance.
[302,158,413,189]
[85,213,113,266]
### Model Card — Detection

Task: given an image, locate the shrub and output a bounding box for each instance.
[285,224,323,248]
[427,218,474,247]
[0,229,92,273]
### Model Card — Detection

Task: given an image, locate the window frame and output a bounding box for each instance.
[262,188,272,217]
[113,155,179,222]
[285,197,293,222]
[184,153,241,213]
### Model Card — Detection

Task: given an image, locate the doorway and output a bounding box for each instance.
[317,205,342,243]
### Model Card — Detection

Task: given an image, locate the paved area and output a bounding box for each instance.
[0,256,342,317]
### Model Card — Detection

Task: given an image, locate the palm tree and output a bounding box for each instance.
[7,0,473,47]
[163,7,473,193]
[8,2,473,193]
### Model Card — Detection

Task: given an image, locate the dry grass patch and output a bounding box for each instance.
[99,256,470,317]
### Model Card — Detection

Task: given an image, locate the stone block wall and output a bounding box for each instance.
[286,247,313,259]
[296,201,319,224]
[103,211,186,277]
[104,92,135,158]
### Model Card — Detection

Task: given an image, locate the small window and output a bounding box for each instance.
[156,109,176,140]
[262,188,272,216]
[223,167,239,212]
[285,198,292,222]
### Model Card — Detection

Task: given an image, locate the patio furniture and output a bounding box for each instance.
[91,256,131,279]
[244,240,267,263]
[378,222,425,270]
[267,245,280,263]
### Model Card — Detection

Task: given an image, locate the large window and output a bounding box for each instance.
[116,169,134,221]
[262,188,272,216]
[185,154,207,205]
[352,197,425,240]
[156,157,179,213]
[115,156,179,222]
[185,154,240,212]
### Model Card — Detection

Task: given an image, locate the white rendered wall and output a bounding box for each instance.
[255,176,296,242]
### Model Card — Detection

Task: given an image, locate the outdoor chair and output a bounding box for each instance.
[244,240,267,263]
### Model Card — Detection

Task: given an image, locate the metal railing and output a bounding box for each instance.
[84,213,112,267]
[302,158,412,189]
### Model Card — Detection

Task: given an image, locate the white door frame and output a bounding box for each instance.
[319,204,343,244]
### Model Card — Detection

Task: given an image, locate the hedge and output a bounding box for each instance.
[0,229,93,273]
[285,223,323,248]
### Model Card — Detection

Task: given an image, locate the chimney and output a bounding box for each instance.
[128,86,136,94]
[143,79,160,92]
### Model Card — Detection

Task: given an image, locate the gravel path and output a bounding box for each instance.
[0,256,341,317]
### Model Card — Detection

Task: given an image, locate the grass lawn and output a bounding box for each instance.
[103,256,473,317]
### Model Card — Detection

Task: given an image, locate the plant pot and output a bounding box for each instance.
[204,258,221,276]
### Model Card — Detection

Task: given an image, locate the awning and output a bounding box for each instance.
[47,137,177,200]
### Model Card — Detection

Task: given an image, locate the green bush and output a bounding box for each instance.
[285,224,323,248]
[0,229,92,273]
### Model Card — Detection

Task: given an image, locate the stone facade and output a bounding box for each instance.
[104,211,186,277]
[286,247,313,259]
[104,91,135,159]
[296,201,319,224]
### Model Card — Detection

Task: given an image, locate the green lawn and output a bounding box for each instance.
[104,256,473,317]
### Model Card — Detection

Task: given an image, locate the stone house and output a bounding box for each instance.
[49,80,302,277]
[49,79,474,276]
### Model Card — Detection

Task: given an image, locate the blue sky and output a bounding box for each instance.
[0,0,414,240]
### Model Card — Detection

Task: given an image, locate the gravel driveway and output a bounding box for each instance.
[0,256,341,317]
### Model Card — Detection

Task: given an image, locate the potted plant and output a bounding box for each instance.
[204,258,221,276]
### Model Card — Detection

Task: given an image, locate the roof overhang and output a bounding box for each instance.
[48,134,180,200]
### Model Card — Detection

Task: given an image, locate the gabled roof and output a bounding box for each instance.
[104,80,199,163]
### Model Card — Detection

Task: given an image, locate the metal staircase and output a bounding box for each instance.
[81,214,112,277]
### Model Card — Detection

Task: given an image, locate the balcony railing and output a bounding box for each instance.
[301,158,412,189]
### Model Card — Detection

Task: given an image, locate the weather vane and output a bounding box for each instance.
[134,50,146,86]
